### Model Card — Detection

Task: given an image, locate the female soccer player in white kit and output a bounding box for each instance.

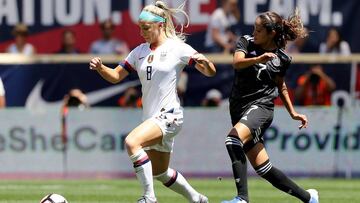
[89,1,216,203]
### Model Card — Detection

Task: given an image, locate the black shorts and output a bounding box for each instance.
[230,104,274,151]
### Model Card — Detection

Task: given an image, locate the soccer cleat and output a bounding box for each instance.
[221,196,247,203]
[194,194,209,203]
[307,189,319,203]
[137,196,157,203]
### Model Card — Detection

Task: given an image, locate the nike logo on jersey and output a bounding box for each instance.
[139,56,145,60]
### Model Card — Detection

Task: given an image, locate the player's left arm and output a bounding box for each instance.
[192,53,216,77]
[275,75,308,129]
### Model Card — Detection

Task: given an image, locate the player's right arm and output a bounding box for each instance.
[233,36,276,70]
[89,57,129,84]
[233,51,276,70]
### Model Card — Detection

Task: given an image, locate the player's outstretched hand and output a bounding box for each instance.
[257,52,277,63]
[292,112,308,129]
[89,57,102,71]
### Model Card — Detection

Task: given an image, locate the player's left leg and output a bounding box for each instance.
[223,104,273,203]
[246,143,312,203]
[141,108,207,203]
[149,150,208,203]
[307,189,319,203]
[125,119,164,203]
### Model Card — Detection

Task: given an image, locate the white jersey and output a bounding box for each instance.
[124,39,197,120]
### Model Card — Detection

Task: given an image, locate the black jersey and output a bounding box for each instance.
[230,35,291,113]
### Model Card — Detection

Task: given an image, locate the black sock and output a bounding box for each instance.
[225,135,248,202]
[256,160,310,203]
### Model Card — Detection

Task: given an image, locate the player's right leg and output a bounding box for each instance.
[222,123,251,203]
[125,119,164,203]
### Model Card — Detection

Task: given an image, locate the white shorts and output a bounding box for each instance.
[144,107,184,153]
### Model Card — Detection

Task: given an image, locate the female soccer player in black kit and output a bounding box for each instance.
[221,9,319,203]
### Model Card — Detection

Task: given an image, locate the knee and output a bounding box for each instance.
[154,170,168,183]
[225,134,247,163]
[227,124,252,143]
[124,135,140,151]
[225,134,243,147]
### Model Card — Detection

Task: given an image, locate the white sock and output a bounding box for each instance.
[154,168,200,202]
[130,149,155,200]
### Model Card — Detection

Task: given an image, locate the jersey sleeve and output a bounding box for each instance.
[178,42,198,66]
[235,36,249,54]
[121,45,140,73]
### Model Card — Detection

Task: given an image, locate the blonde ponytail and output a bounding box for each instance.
[143,1,189,42]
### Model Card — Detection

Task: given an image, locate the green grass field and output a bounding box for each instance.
[0,178,359,203]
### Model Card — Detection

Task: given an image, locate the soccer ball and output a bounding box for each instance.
[40,194,68,203]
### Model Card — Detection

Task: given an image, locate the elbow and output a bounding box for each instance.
[232,62,244,70]
[204,63,216,77]
[109,78,121,84]
[110,74,126,84]
[232,63,238,70]
[232,56,250,70]
[207,69,216,77]
[207,65,217,77]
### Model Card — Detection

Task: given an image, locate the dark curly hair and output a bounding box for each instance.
[258,8,308,48]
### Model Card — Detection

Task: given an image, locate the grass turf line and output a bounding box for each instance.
[0,178,359,203]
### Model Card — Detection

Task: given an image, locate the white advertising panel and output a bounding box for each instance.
[0,107,359,178]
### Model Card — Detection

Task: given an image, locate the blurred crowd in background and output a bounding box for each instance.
[0,0,358,109]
